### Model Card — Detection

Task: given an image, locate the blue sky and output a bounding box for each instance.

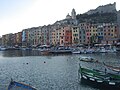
[0,0,34,18]
[0,0,120,36]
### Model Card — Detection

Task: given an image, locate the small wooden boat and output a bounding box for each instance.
[103,62,120,72]
[0,46,7,51]
[72,51,81,54]
[7,79,36,90]
[78,65,120,90]
[79,57,98,63]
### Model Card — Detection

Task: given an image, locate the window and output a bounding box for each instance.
[80,31,81,34]
[67,37,69,39]
[83,31,85,34]
[61,40,63,44]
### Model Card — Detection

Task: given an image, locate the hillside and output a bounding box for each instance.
[76,12,117,23]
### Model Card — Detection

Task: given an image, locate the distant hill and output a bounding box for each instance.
[85,2,116,15]
[76,12,117,23]
[76,2,117,24]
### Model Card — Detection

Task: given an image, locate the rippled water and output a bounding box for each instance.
[0,50,120,90]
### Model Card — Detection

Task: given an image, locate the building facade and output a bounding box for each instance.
[72,26,80,45]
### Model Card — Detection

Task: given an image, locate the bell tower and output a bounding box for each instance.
[71,8,76,19]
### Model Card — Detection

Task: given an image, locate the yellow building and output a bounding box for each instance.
[51,29,56,46]
[15,32,22,46]
[2,33,13,46]
[59,27,65,46]
[72,26,80,45]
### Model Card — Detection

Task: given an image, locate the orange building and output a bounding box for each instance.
[64,26,72,46]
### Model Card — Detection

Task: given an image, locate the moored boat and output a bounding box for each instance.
[78,65,120,90]
[103,62,120,72]
[7,79,36,90]
[72,50,81,54]
[0,46,7,51]
[79,57,98,63]
[49,49,72,54]
[40,50,50,55]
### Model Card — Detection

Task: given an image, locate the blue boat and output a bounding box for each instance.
[8,79,36,90]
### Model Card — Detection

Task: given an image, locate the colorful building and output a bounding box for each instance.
[22,29,28,47]
[64,26,72,46]
[2,33,13,47]
[102,23,119,44]
[72,26,80,45]
[15,32,22,46]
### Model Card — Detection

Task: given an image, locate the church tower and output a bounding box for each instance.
[71,8,76,19]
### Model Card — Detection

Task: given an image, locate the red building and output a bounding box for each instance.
[64,26,72,46]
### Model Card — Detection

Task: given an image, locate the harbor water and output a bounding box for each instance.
[0,50,120,90]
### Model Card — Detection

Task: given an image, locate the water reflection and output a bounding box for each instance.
[1,50,41,57]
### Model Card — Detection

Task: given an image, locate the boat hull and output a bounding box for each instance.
[78,67,120,90]
[49,50,72,54]
[8,80,36,90]
[81,74,120,90]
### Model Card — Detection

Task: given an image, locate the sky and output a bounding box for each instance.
[0,0,120,37]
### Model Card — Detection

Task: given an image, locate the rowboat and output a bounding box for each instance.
[72,51,81,54]
[79,57,98,63]
[103,62,120,72]
[78,65,120,90]
[7,79,36,90]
